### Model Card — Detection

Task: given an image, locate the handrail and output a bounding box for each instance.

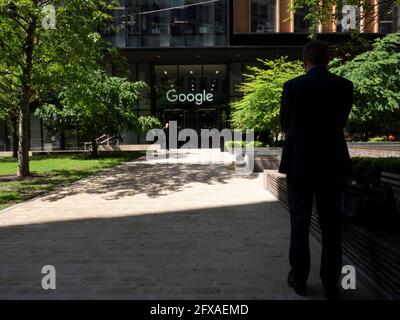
[83,134,118,150]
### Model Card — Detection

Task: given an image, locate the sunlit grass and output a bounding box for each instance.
[0,152,144,210]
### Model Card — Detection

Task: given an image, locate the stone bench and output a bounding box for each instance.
[264,169,400,299]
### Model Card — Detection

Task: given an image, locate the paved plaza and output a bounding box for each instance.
[0,150,372,299]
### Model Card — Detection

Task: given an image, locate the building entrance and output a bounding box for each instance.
[164,108,219,132]
[155,64,227,135]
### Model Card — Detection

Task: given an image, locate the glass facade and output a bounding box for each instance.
[251,0,276,33]
[232,0,400,34]
[104,0,228,48]
[119,62,152,144]
[29,113,42,151]
[0,121,9,151]
[154,64,227,131]
[379,2,400,33]
[294,5,310,33]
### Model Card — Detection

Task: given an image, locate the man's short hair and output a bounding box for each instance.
[303,40,330,65]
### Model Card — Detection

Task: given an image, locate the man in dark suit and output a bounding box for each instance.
[279,40,354,299]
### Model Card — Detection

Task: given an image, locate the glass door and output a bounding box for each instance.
[154,64,227,136]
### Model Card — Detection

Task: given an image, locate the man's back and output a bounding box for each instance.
[282,41,354,299]
[279,66,354,177]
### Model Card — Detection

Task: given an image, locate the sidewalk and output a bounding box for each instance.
[0,150,372,299]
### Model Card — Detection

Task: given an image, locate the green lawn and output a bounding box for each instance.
[0,151,144,210]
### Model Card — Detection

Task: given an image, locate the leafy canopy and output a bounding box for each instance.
[35,70,161,143]
[330,33,400,131]
[0,0,117,113]
[231,58,303,136]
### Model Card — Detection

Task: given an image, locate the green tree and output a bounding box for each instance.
[0,62,19,157]
[35,70,161,158]
[330,33,400,138]
[0,0,116,177]
[231,58,303,143]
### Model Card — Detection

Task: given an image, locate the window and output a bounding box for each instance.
[179,65,202,95]
[294,5,310,33]
[379,2,400,33]
[127,0,141,47]
[251,0,276,33]
[234,0,276,33]
[111,0,227,48]
[203,65,226,105]
[229,62,243,96]
[103,0,127,47]
[0,121,8,151]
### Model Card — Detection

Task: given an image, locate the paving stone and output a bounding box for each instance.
[0,150,373,299]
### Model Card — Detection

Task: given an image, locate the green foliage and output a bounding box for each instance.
[138,116,162,134]
[351,157,400,186]
[250,141,265,148]
[368,136,387,142]
[0,0,117,105]
[35,70,160,145]
[0,152,144,209]
[0,0,120,174]
[330,33,400,133]
[231,58,303,139]
[224,140,266,149]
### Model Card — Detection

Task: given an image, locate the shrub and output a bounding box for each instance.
[225,141,244,149]
[368,136,387,142]
[252,141,265,148]
[231,58,303,143]
[351,157,400,186]
[224,140,266,149]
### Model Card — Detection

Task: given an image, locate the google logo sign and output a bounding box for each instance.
[166,89,214,106]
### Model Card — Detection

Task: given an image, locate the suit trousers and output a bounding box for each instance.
[286,175,343,288]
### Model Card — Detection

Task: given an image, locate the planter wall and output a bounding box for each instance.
[264,169,400,300]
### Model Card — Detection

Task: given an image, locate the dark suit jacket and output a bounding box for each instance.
[279,66,354,178]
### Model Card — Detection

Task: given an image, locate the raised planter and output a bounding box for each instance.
[264,169,400,300]
[235,148,282,172]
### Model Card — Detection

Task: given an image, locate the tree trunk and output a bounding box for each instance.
[11,115,18,158]
[18,96,30,178]
[17,15,36,178]
[91,138,98,158]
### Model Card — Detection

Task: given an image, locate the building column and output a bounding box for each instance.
[233,0,251,33]
[319,1,336,33]
[360,0,379,33]
[277,0,294,32]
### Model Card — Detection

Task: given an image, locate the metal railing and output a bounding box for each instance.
[84,134,119,150]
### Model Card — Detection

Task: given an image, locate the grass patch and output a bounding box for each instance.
[0,151,144,210]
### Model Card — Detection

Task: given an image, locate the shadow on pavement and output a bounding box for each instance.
[0,201,372,300]
[43,161,258,202]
